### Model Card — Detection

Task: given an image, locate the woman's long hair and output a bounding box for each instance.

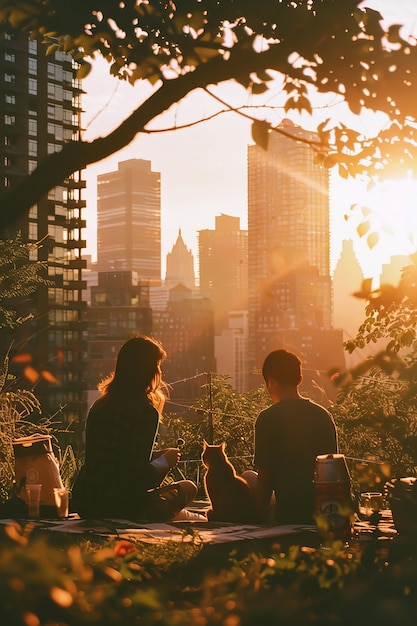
[98,336,167,410]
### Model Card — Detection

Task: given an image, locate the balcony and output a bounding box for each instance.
[66,239,86,249]
[66,217,87,229]
[67,258,87,270]
[68,179,87,190]
[67,199,87,210]
[66,280,87,290]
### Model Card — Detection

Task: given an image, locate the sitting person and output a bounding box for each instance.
[71,335,197,521]
[242,349,338,525]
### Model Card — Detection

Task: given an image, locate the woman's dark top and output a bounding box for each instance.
[71,394,162,519]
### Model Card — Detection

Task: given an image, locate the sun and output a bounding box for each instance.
[338,175,417,281]
[362,177,417,258]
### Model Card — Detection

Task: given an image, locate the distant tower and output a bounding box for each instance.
[97,159,161,282]
[333,239,365,339]
[247,119,344,395]
[165,229,196,290]
[199,214,248,333]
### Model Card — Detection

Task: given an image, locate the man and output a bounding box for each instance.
[253,349,338,524]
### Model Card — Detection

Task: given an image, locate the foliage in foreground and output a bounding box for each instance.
[330,365,417,492]
[0,522,416,625]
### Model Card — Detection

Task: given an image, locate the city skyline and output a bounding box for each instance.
[81,0,417,283]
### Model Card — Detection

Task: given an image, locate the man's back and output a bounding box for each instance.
[254,397,338,524]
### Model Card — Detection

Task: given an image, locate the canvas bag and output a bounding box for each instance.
[13,434,64,508]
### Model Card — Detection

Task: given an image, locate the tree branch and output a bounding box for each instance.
[0,43,294,232]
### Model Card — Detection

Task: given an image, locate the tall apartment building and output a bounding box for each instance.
[247,119,344,396]
[199,214,248,333]
[97,159,161,282]
[0,31,87,438]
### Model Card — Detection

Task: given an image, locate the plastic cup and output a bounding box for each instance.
[360,491,384,516]
[25,483,42,518]
[53,487,69,518]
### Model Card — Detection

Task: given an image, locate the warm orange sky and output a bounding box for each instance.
[81,0,417,281]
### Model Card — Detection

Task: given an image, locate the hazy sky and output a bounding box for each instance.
[81,0,417,280]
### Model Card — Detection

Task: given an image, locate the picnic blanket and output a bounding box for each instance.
[0,508,397,546]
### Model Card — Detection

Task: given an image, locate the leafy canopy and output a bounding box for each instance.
[0,0,417,229]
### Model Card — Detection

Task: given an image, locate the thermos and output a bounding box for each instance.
[314,453,354,543]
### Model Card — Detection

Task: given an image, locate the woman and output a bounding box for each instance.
[71,336,197,520]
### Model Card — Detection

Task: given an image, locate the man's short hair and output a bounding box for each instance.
[262,349,302,386]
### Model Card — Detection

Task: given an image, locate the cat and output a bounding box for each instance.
[201,441,257,524]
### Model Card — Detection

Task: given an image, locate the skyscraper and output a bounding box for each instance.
[199,214,248,333]
[97,158,161,282]
[247,119,344,393]
[0,31,87,437]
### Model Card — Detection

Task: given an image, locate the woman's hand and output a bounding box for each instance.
[162,448,181,468]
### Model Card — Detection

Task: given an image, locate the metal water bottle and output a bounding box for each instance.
[314,453,354,543]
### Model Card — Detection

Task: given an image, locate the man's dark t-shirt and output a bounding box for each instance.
[254,397,338,524]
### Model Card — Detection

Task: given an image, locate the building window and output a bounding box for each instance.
[28,222,38,241]
[4,156,10,167]
[63,109,73,124]
[47,83,63,101]
[47,63,63,81]
[48,142,61,154]
[4,52,15,62]
[28,140,37,156]
[5,114,15,125]
[5,94,15,105]
[28,57,37,75]
[48,104,63,121]
[28,159,37,173]
[47,122,63,141]
[28,39,37,53]
[28,78,37,94]
[4,136,10,146]
[28,118,37,136]
[55,50,69,62]
[4,73,15,83]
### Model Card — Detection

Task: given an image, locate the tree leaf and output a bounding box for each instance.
[76,61,92,80]
[357,221,370,238]
[251,120,270,151]
[367,231,380,249]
